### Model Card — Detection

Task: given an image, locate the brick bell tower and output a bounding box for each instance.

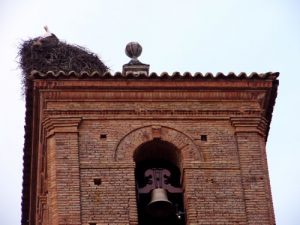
[21,40,279,225]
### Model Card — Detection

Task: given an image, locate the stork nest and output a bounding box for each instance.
[19,34,108,82]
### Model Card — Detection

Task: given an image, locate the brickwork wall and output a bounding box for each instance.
[80,167,137,225]
[184,169,247,224]
[31,78,277,225]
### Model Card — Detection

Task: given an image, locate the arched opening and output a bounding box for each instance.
[134,139,185,225]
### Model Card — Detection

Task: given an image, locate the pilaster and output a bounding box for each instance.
[43,117,82,225]
[231,116,275,225]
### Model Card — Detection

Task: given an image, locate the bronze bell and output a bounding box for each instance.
[146,188,175,218]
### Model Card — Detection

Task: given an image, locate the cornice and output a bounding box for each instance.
[42,117,82,137]
[230,116,268,137]
[39,90,269,103]
[43,109,262,119]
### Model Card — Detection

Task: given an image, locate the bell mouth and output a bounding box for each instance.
[146,188,175,218]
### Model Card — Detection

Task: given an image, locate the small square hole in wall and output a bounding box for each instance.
[100,134,107,139]
[201,135,207,141]
[93,178,102,186]
[89,223,97,225]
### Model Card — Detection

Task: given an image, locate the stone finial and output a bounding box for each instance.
[125,42,142,62]
[123,42,149,76]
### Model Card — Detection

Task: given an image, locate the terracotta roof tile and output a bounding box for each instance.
[29,70,279,80]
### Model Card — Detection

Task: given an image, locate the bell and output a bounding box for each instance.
[146,188,175,218]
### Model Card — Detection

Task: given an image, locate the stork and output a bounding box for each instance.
[43,25,52,38]
[32,26,58,47]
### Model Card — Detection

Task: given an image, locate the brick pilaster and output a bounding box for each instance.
[44,117,82,225]
[231,117,275,225]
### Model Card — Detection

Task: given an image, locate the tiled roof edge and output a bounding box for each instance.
[29,70,279,80]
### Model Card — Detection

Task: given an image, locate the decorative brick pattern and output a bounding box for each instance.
[115,125,202,162]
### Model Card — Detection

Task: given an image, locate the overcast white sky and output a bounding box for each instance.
[0,0,299,224]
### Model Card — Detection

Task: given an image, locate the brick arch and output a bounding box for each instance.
[114,125,202,162]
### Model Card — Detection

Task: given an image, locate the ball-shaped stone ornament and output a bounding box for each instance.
[125,42,142,59]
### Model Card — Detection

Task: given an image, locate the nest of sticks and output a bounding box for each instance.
[19,34,108,84]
